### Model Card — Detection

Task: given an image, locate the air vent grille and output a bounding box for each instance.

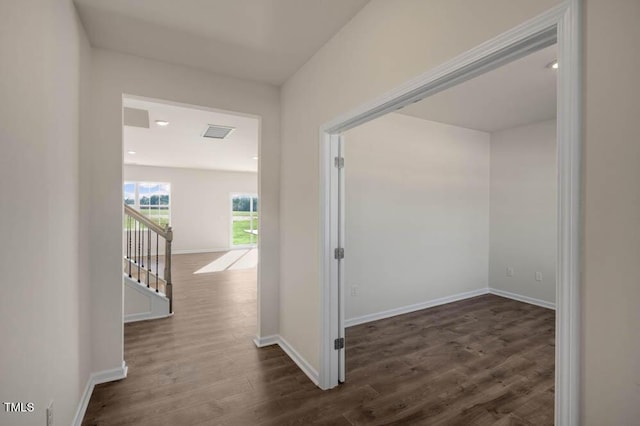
[202,125,234,139]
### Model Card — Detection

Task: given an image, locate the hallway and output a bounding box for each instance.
[83,251,310,425]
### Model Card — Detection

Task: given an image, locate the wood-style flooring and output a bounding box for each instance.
[83,252,555,425]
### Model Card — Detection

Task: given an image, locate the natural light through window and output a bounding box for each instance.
[124,182,171,227]
[231,194,258,246]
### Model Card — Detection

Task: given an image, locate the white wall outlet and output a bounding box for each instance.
[506,267,514,277]
[46,401,53,426]
[535,271,543,282]
[350,286,358,296]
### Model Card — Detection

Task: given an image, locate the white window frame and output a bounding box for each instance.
[124,181,171,227]
[230,193,258,248]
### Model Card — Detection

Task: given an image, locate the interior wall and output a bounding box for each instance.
[280,0,560,373]
[344,113,490,321]
[583,0,640,423]
[489,120,557,304]
[87,48,281,374]
[0,1,92,425]
[124,165,258,253]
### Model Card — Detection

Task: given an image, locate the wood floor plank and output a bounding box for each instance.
[83,252,554,425]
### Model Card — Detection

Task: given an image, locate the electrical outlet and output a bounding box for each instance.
[46,401,53,426]
[535,272,543,282]
[506,267,514,277]
[350,286,358,296]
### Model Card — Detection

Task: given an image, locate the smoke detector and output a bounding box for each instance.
[202,125,235,140]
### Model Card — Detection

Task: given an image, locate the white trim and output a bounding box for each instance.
[319,133,341,389]
[345,288,490,328]
[318,2,581,424]
[93,361,128,385]
[253,335,319,386]
[555,2,582,425]
[321,5,564,135]
[489,288,556,310]
[172,247,230,255]
[124,311,173,323]
[123,275,171,323]
[344,288,557,328]
[73,377,94,426]
[253,334,279,348]
[73,362,128,426]
[276,336,320,386]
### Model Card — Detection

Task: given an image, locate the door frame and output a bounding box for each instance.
[318,1,581,425]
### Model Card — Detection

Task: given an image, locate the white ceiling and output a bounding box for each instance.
[74,0,370,85]
[398,45,557,133]
[123,98,259,172]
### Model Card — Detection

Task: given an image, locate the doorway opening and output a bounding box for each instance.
[121,94,261,330]
[319,3,580,425]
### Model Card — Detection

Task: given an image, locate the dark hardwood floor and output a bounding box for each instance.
[83,252,555,425]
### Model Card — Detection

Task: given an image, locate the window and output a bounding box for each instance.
[231,194,258,246]
[124,182,171,227]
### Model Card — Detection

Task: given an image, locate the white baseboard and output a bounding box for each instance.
[276,336,319,386]
[489,288,556,310]
[253,334,279,348]
[73,375,94,426]
[124,311,173,323]
[92,361,128,386]
[345,288,490,328]
[73,361,127,426]
[253,335,319,386]
[173,247,230,255]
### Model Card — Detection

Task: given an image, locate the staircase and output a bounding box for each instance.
[124,203,173,322]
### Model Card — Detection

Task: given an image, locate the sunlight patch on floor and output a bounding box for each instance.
[194,249,257,274]
[229,248,258,270]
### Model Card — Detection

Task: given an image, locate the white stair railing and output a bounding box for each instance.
[124,204,173,313]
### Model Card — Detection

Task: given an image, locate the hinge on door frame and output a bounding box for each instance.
[334,157,344,168]
[334,247,344,260]
[334,337,345,350]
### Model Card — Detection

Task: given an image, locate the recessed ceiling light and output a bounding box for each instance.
[155,120,170,126]
[252,156,259,160]
[547,60,558,70]
[127,150,137,155]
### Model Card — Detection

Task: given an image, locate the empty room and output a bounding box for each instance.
[336,44,558,423]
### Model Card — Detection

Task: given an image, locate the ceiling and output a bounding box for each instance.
[123,98,259,172]
[398,44,557,133]
[74,0,370,85]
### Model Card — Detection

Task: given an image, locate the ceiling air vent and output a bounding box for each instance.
[202,125,235,140]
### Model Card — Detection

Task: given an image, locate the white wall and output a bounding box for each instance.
[124,165,257,253]
[489,120,557,304]
[344,113,490,321]
[583,1,640,423]
[87,48,281,375]
[280,0,560,374]
[0,1,92,425]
